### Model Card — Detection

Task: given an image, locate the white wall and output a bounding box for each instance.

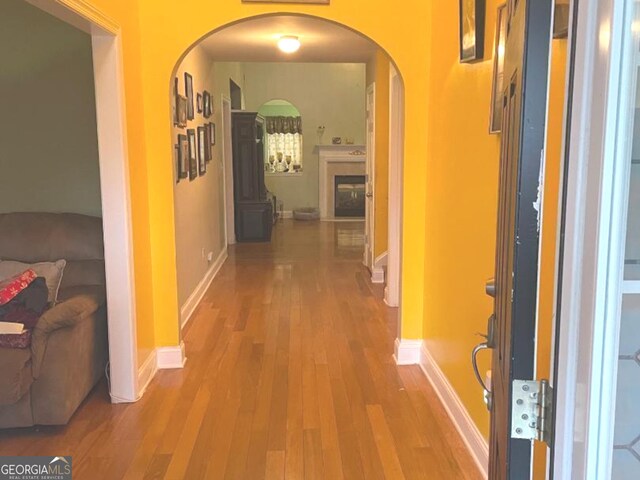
[242,62,366,211]
[173,51,245,307]
[0,0,101,217]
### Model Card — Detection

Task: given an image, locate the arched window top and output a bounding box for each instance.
[257,99,301,117]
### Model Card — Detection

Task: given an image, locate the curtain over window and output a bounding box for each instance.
[265,116,303,173]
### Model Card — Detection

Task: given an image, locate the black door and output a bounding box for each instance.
[485,1,553,478]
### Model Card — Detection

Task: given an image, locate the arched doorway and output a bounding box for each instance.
[169,13,406,357]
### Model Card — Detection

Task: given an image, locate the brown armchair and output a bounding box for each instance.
[0,213,108,427]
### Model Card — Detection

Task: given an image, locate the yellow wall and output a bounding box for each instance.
[58,0,156,364]
[133,0,432,343]
[59,0,566,451]
[423,0,501,437]
[534,38,569,479]
[373,50,390,258]
[422,0,569,443]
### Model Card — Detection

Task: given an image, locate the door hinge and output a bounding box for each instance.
[511,379,553,446]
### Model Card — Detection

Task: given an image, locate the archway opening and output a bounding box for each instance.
[169,13,406,356]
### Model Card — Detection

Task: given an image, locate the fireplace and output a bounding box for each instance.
[334,175,366,217]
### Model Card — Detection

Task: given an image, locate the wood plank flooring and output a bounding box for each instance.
[0,220,482,479]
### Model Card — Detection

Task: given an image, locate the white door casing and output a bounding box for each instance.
[365,83,376,269]
[552,0,635,477]
[387,65,403,309]
[26,0,139,402]
[222,95,235,245]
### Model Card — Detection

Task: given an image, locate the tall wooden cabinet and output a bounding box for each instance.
[232,112,273,242]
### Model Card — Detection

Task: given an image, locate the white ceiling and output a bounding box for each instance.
[198,15,378,63]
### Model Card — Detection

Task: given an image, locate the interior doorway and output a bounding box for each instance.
[169,14,407,347]
[17,0,138,402]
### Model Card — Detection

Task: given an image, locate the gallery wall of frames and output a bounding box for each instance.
[173,71,216,182]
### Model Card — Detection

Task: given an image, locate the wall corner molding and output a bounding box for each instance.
[180,248,228,329]
[393,338,422,365]
[136,350,158,399]
[157,342,187,369]
[371,251,388,284]
[419,342,489,478]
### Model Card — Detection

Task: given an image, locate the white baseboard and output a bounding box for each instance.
[281,210,293,219]
[137,350,158,398]
[157,342,187,369]
[393,338,422,365]
[419,343,489,478]
[371,251,388,284]
[180,247,228,329]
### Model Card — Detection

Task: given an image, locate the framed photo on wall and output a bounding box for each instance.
[209,122,216,146]
[203,91,212,118]
[197,93,203,114]
[197,126,207,175]
[185,72,194,120]
[176,95,188,128]
[204,126,212,162]
[489,3,507,134]
[177,134,189,180]
[459,0,486,63]
[187,128,197,180]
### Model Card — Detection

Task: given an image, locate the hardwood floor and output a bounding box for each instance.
[0,220,482,479]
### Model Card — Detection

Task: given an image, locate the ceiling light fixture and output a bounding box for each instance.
[277,35,301,54]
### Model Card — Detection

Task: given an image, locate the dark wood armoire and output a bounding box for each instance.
[232,112,273,242]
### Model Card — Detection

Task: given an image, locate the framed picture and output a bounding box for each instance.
[489,4,507,134]
[204,126,212,162]
[197,126,207,175]
[185,72,194,120]
[172,77,179,126]
[177,134,189,180]
[459,0,486,63]
[203,91,212,118]
[209,122,216,146]
[187,128,197,180]
[197,93,203,114]
[176,95,188,128]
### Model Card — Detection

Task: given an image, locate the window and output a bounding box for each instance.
[258,100,303,174]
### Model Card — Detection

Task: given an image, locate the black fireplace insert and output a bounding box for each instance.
[334,175,366,217]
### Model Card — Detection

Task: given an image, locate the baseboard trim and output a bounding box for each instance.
[180,248,228,329]
[281,210,293,219]
[137,350,158,398]
[157,342,187,369]
[419,343,489,478]
[371,251,388,284]
[393,338,422,365]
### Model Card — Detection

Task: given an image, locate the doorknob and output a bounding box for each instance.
[471,314,496,394]
[485,278,496,298]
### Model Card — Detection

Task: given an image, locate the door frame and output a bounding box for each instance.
[222,94,236,245]
[386,64,403,308]
[24,0,139,402]
[552,0,634,477]
[365,83,376,270]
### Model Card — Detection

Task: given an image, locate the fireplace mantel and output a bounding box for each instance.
[316,145,366,219]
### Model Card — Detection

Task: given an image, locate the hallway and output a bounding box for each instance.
[0,220,482,479]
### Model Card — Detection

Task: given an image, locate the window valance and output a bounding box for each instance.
[265,116,303,135]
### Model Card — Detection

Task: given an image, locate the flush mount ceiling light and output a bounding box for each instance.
[277,35,301,54]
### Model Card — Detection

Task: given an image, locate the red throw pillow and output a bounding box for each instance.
[0,269,37,306]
